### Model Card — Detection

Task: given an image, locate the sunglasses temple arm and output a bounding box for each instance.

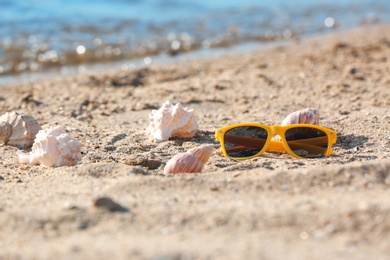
[268,137,329,154]
[224,134,267,149]
[283,142,327,154]
[224,135,329,154]
[224,134,298,153]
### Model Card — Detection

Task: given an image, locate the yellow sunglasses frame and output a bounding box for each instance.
[215,123,337,159]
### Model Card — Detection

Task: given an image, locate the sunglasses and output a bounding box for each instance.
[215,123,337,159]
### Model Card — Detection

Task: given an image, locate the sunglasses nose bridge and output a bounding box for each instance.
[271,125,285,137]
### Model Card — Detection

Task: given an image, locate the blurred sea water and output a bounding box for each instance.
[0,0,389,78]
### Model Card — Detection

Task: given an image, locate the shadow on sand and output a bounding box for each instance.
[336,134,369,150]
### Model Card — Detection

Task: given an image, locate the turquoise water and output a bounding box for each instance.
[0,0,389,77]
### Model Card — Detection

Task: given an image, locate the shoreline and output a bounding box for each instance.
[1,23,390,259]
[0,22,386,86]
[0,37,287,86]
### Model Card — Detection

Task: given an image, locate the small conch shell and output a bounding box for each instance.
[164,144,213,174]
[281,108,319,126]
[0,121,12,144]
[17,126,82,167]
[0,112,42,149]
[145,100,198,143]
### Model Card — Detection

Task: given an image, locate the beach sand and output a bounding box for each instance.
[1,24,390,259]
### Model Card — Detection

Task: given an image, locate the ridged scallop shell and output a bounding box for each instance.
[145,100,198,143]
[0,112,42,149]
[17,126,82,167]
[281,108,319,126]
[164,144,213,174]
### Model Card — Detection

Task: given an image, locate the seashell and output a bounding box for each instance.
[17,126,82,167]
[145,100,198,143]
[164,144,213,174]
[281,108,319,126]
[0,121,12,144]
[0,112,42,149]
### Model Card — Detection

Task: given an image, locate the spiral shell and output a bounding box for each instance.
[164,144,213,174]
[17,126,82,167]
[0,112,42,149]
[145,100,198,143]
[281,108,319,126]
[0,121,12,144]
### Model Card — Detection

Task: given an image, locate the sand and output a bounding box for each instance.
[1,24,390,259]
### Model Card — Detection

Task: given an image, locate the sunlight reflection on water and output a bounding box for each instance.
[0,0,389,77]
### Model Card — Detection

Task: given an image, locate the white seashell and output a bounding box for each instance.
[17,126,82,167]
[281,108,319,126]
[0,112,42,149]
[164,144,213,174]
[145,100,198,143]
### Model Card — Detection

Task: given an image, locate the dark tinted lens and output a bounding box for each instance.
[285,127,329,158]
[224,126,268,158]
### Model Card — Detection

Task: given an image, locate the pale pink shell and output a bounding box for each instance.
[0,112,42,149]
[281,108,319,126]
[164,144,213,174]
[17,126,82,167]
[145,100,198,143]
